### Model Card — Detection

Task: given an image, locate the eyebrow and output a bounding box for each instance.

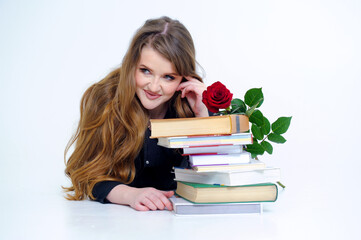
[139,64,178,76]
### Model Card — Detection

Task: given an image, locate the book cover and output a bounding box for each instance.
[157,133,253,148]
[170,196,262,215]
[150,114,249,138]
[175,182,278,203]
[174,167,281,186]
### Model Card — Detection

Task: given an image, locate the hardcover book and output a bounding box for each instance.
[150,114,249,138]
[175,182,278,203]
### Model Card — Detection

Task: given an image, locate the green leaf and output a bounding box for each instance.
[271,116,292,134]
[268,133,287,143]
[230,98,246,114]
[260,116,271,135]
[245,103,256,117]
[261,141,273,154]
[244,88,264,108]
[251,124,263,141]
[245,142,265,155]
[249,110,264,126]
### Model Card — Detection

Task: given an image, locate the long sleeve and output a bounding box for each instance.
[91,108,191,204]
[92,181,122,203]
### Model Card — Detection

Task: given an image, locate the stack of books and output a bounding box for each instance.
[150,115,281,215]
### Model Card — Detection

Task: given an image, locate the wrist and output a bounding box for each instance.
[106,184,137,205]
[195,107,209,118]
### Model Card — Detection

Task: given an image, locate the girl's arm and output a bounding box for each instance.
[106,184,174,211]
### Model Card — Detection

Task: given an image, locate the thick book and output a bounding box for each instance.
[157,133,253,148]
[189,152,251,166]
[169,196,262,215]
[176,182,278,203]
[150,114,249,138]
[192,159,266,172]
[183,145,243,155]
[174,167,281,186]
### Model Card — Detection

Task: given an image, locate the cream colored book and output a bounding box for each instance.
[176,182,278,203]
[150,114,249,138]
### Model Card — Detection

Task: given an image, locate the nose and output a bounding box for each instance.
[148,76,161,92]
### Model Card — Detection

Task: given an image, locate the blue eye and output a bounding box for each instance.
[165,75,175,80]
[140,68,150,74]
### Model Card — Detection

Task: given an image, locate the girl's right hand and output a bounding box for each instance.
[129,187,174,211]
[106,185,174,211]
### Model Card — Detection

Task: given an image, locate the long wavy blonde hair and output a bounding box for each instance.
[64,16,203,200]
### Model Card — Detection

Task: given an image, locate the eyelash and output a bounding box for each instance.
[165,75,175,80]
[140,68,150,74]
[140,68,176,80]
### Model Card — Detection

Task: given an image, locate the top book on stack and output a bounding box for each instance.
[150,114,249,138]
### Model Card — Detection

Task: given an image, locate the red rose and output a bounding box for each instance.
[202,81,233,113]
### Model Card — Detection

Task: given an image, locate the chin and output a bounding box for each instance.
[141,101,161,111]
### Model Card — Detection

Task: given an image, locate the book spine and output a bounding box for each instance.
[235,115,241,132]
[231,115,249,133]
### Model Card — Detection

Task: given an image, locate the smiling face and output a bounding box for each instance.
[135,46,182,119]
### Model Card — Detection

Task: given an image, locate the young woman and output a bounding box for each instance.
[64,16,209,211]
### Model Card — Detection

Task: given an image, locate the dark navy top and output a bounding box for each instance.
[92,110,190,203]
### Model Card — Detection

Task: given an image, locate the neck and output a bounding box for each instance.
[149,103,168,119]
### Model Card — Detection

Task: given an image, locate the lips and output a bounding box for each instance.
[144,90,161,100]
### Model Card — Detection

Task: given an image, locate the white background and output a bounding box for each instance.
[1,0,360,239]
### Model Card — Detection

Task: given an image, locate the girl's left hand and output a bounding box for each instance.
[176,76,209,117]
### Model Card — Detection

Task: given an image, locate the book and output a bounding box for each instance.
[174,167,281,186]
[169,196,262,215]
[176,182,278,203]
[183,145,243,155]
[189,152,251,166]
[157,133,253,148]
[192,158,266,172]
[150,114,249,138]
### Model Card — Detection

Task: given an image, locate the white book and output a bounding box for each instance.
[189,152,251,166]
[174,167,281,186]
[183,145,243,155]
[170,196,262,215]
[193,158,266,172]
[157,133,253,148]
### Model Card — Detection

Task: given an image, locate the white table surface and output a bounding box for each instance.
[1,181,359,240]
